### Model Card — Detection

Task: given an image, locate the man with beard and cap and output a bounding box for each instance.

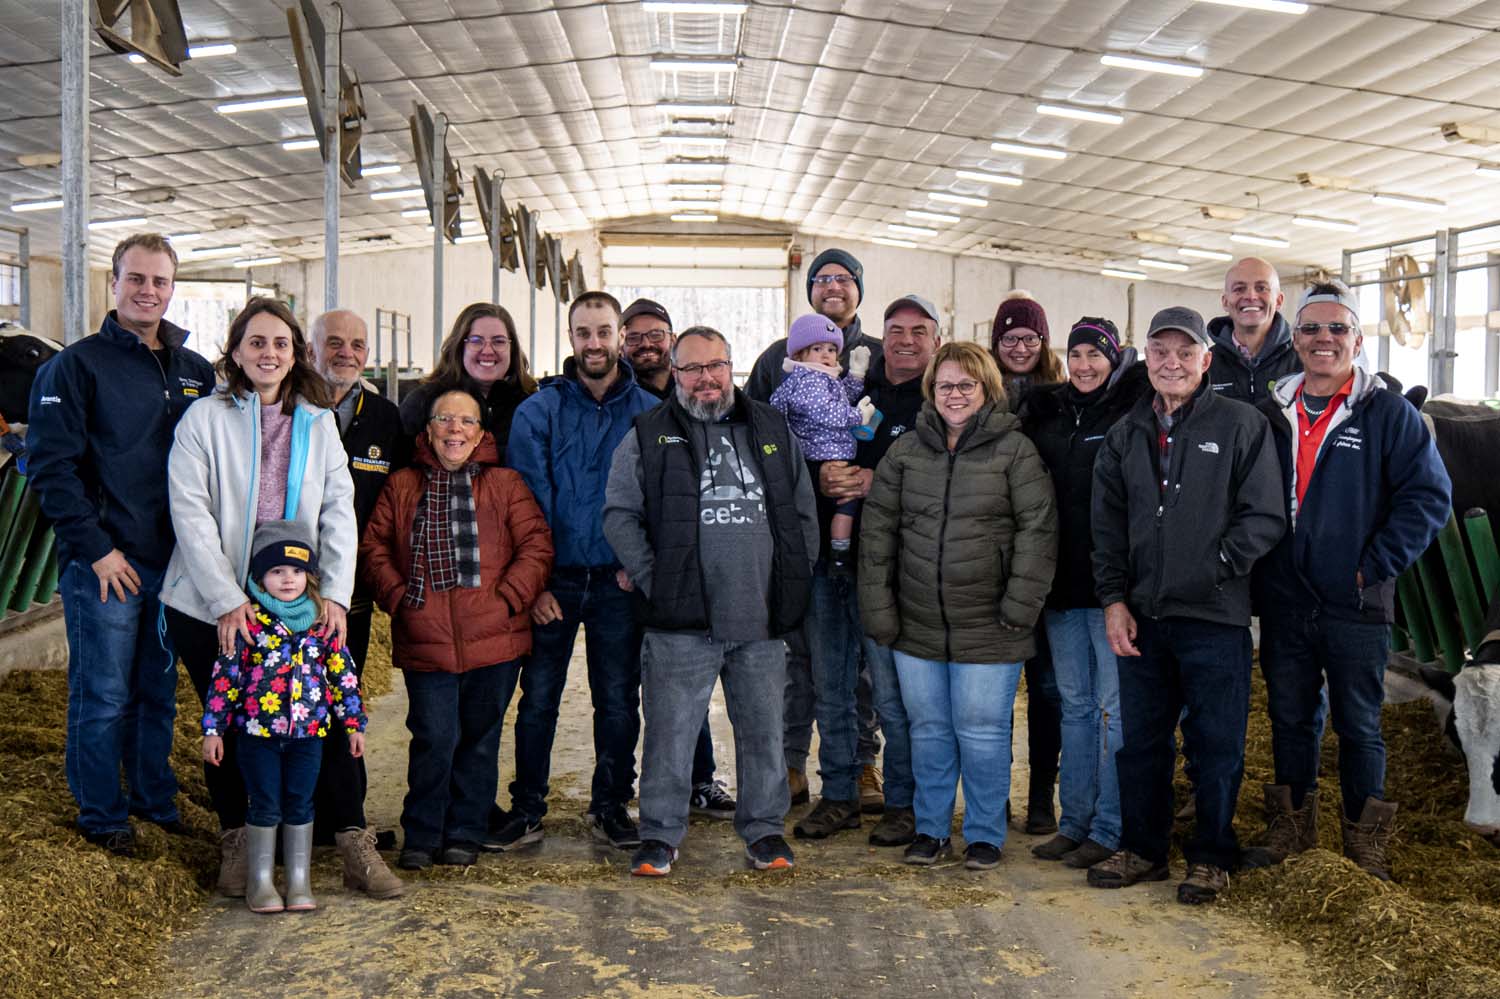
[1208,258,1301,405]
[603,326,819,875]
[746,247,887,815]
[495,291,659,852]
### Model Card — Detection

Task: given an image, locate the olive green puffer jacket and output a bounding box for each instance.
[859,402,1057,663]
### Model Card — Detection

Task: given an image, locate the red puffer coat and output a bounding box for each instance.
[360,432,553,673]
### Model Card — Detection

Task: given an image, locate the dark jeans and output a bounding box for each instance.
[784,583,881,774]
[61,557,178,835]
[509,566,641,819]
[238,735,322,827]
[313,605,371,838]
[1117,616,1252,869]
[1260,612,1390,821]
[691,716,718,787]
[1024,630,1062,798]
[167,606,248,830]
[404,661,520,850]
[807,569,864,800]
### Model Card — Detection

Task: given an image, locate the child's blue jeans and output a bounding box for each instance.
[237,735,323,826]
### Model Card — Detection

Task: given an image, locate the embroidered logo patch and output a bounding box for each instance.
[368,444,383,459]
[283,545,310,561]
[657,434,687,445]
[762,443,778,455]
[1198,441,1220,455]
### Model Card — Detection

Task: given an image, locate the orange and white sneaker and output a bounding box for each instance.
[746,834,795,871]
[630,839,678,877]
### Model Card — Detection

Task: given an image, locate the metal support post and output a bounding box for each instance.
[244,268,254,303]
[1431,229,1455,396]
[554,292,562,376]
[322,11,339,311]
[490,172,502,306]
[61,0,89,345]
[1488,253,1500,399]
[525,220,537,364]
[17,227,30,329]
[431,113,447,366]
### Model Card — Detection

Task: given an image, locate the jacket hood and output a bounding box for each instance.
[1268,364,1382,410]
[915,401,1019,451]
[412,429,501,471]
[1208,313,1292,359]
[101,310,190,350]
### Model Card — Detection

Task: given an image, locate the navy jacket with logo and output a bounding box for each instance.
[26,311,215,570]
[1207,314,1301,405]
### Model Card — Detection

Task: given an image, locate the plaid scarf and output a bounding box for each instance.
[404,464,481,609]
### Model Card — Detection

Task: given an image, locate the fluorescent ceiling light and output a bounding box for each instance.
[1292,215,1359,232]
[873,237,918,249]
[670,199,720,209]
[907,209,960,224]
[186,245,244,259]
[130,42,238,63]
[888,223,936,237]
[1138,257,1190,272]
[668,182,723,191]
[1193,0,1307,13]
[1037,103,1123,125]
[643,1,748,11]
[990,141,1067,161]
[11,197,63,212]
[89,216,148,230]
[1372,191,1446,211]
[362,164,402,176]
[929,192,987,207]
[370,187,425,201]
[1100,53,1205,78]
[1476,162,1500,177]
[166,232,202,242]
[401,208,429,218]
[650,59,738,72]
[281,138,319,151]
[215,95,307,114]
[671,213,718,222]
[1101,267,1149,280]
[1230,232,1291,248]
[955,170,1023,187]
[657,102,735,115]
[1179,246,1233,261]
[233,256,282,267]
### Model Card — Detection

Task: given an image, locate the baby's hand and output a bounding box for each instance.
[848,345,871,380]
[349,731,366,759]
[203,735,224,766]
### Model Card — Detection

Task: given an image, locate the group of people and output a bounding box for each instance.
[27,232,1451,914]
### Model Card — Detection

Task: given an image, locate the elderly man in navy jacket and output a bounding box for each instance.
[1246,280,1450,881]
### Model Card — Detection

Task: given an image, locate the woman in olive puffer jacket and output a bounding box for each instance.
[859,342,1057,871]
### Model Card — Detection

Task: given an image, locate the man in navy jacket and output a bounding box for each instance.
[1248,280,1450,881]
[26,233,215,855]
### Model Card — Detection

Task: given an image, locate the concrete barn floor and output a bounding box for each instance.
[156,640,1332,999]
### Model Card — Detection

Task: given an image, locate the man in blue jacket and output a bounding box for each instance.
[1247,280,1450,881]
[494,290,659,851]
[26,233,215,856]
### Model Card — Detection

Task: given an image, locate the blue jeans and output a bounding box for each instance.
[863,637,913,809]
[61,557,179,835]
[807,570,863,800]
[1260,612,1390,821]
[639,631,788,847]
[1045,609,1123,850]
[1116,617,1252,869]
[893,653,1022,847]
[784,609,881,773]
[509,566,641,819]
[237,735,322,827]
[404,661,520,850]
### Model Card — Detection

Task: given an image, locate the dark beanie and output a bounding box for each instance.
[1067,317,1123,370]
[248,519,319,581]
[805,248,864,305]
[991,291,1049,352]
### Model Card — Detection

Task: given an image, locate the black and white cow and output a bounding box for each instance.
[0,322,60,426]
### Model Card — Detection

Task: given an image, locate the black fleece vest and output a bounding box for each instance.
[633,394,811,635]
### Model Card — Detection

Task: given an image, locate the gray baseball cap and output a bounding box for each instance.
[1297,280,1360,324]
[884,293,939,323]
[1146,306,1211,348]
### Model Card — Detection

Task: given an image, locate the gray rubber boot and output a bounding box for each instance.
[245,825,284,914]
[283,821,317,911]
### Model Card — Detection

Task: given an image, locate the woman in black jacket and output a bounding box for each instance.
[1019,317,1150,870]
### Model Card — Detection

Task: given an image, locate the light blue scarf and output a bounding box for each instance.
[248,580,318,633]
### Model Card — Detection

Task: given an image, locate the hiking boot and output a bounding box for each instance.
[1242,785,1319,870]
[1341,797,1398,881]
[690,780,737,819]
[1025,779,1058,835]
[1177,863,1229,905]
[1031,833,1081,862]
[1087,849,1170,889]
[336,826,405,898]
[869,806,917,847]
[590,805,642,849]
[397,846,434,870]
[1062,839,1116,870]
[793,797,861,839]
[965,842,1002,870]
[903,834,952,866]
[859,765,885,814]
[439,842,479,866]
[631,839,677,877]
[84,827,136,858]
[746,834,795,871]
[486,812,544,851]
[216,826,247,896]
[788,767,810,806]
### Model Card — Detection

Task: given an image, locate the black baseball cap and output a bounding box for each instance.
[621,298,672,330]
[1146,306,1211,347]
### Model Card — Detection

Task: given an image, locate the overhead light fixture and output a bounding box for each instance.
[1138,257,1191,272]
[907,209,960,224]
[667,158,728,171]
[233,256,282,267]
[1477,162,1500,177]
[185,244,244,259]
[1230,232,1291,248]
[1440,122,1500,145]
[131,41,238,62]
[664,135,728,148]
[668,182,723,191]
[17,152,63,168]
[1372,191,1446,211]
[1037,103,1123,125]
[955,170,1023,187]
[1292,214,1359,232]
[888,223,936,237]
[361,164,402,176]
[670,199,720,209]
[650,58,738,72]
[1179,246,1233,261]
[1101,267,1149,280]
[215,95,307,114]
[990,140,1068,161]
[1130,229,1173,245]
[929,192,987,207]
[455,234,490,244]
[131,186,176,204]
[166,232,202,242]
[11,197,64,212]
[400,208,429,218]
[1193,0,1307,13]
[873,237,918,249]
[370,187,426,201]
[1200,204,1248,221]
[281,138,320,151]
[671,213,718,222]
[89,216,148,230]
[657,101,735,116]
[1296,171,1356,190]
[1100,53,1205,78]
[642,1,748,11]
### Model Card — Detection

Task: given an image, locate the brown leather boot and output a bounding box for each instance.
[1241,785,1318,869]
[1341,797,1398,881]
[216,826,248,898]
[337,826,406,899]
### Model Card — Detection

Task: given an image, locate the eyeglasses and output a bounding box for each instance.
[1295,323,1355,337]
[429,414,481,428]
[623,329,670,347]
[811,274,857,287]
[674,359,732,377]
[934,380,981,397]
[463,335,510,350]
[998,333,1042,348]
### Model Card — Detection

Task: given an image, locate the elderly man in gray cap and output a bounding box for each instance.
[1087,306,1284,906]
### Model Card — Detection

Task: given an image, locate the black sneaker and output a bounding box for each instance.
[590,805,642,849]
[903,834,952,866]
[689,780,737,819]
[745,834,795,871]
[631,839,678,877]
[964,841,1002,870]
[83,827,136,857]
[397,846,434,870]
[829,548,853,577]
[439,842,479,866]
[484,812,544,852]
